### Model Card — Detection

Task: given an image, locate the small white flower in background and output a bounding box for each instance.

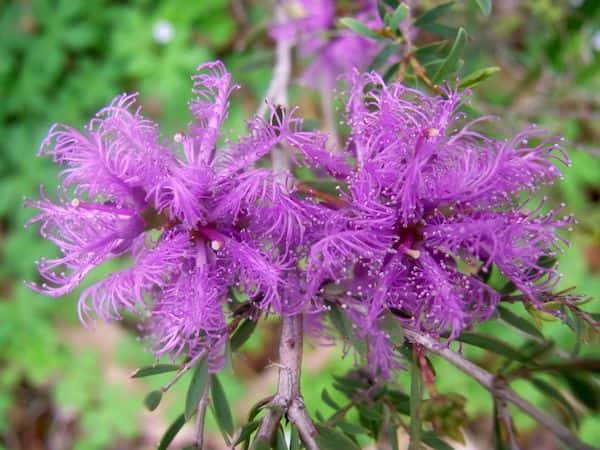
[153,19,175,44]
[592,30,600,52]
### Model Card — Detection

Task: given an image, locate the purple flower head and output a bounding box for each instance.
[26,61,332,369]
[305,71,572,376]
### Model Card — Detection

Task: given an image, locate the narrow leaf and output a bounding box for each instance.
[414,2,454,27]
[233,420,260,446]
[275,426,288,450]
[433,27,468,83]
[335,420,367,436]
[422,431,455,450]
[315,424,361,450]
[383,61,401,82]
[131,364,179,378]
[497,305,543,339]
[338,17,381,40]
[459,66,501,89]
[253,438,271,450]
[458,332,526,361]
[529,378,579,427]
[185,357,209,420]
[211,375,235,436]
[474,0,492,16]
[144,390,163,411]
[231,319,258,351]
[290,426,301,450]
[158,414,186,450]
[562,373,600,411]
[388,3,410,31]
[321,388,341,410]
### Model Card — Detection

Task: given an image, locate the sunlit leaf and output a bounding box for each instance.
[388,3,410,31]
[131,364,179,378]
[459,66,500,89]
[433,27,468,83]
[338,18,381,40]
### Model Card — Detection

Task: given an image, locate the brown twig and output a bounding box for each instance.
[194,382,211,449]
[404,329,596,450]
[252,315,318,450]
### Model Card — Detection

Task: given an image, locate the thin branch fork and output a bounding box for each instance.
[404,329,596,450]
[252,315,319,450]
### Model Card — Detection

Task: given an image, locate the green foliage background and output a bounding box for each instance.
[0,0,598,448]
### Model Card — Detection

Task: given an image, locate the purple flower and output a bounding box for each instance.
[305,71,572,375]
[26,61,331,368]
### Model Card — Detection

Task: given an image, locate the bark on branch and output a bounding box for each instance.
[252,315,319,450]
[405,329,595,450]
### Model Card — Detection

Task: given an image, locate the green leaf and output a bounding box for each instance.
[290,426,301,450]
[409,348,423,450]
[496,305,543,339]
[158,414,186,450]
[231,319,258,351]
[529,378,579,427]
[385,389,410,415]
[474,0,492,16]
[383,62,402,82]
[315,424,361,450]
[328,304,367,355]
[459,66,500,89]
[388,3,410,30]
[248,396,273,421]
[253,437,271,450]
[321,388,341,410]
[338,18,381,40]
[422,431,455,450]
[184,357,209,420]
[275,426,288,450]
[335,420,367,436]
[458,332,526,361]
[432,27,467,83]
[562,373,600,411]
[414,2,454,27]
[131,364,179,378]
[233,420,260,446]
[211,375,234,436]
[144,390,162,411]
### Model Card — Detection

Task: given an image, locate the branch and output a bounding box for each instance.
[252,315,318,450]
[256,1,293,118]
[404,329,596,450]
[160,349,208,393]
[194,381,210,449]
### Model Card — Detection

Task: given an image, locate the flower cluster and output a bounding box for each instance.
[27,61,572,377]
[303,71,572,374]
[270,0,384,88]
[26,61,338,368]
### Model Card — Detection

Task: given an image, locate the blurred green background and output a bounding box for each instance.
[0,1,599,449]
